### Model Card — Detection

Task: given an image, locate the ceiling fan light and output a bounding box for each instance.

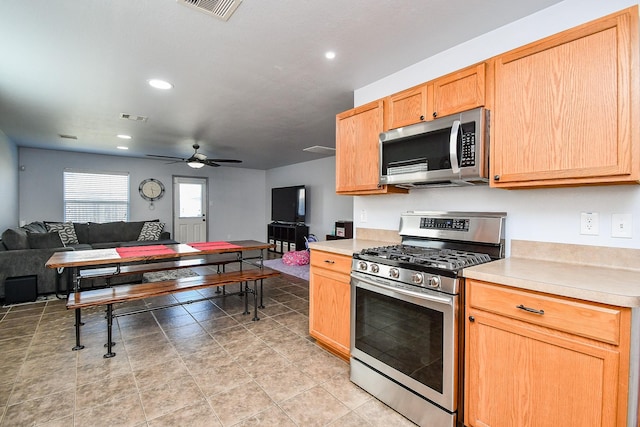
[187,161,205,169]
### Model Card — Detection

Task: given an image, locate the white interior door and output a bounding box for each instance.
[173,176,208,243]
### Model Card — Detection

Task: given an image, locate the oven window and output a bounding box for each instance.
[355,287,444,393]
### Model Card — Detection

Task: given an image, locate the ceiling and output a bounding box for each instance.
[0,0,563,170]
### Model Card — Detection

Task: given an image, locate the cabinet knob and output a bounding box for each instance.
[419,115,425,121]
[468,316,475,322]
[494,175,501,181]
[324,259,335,264]
[432,112,438,118]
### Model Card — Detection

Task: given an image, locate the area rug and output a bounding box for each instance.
[262,259,310,281]
[143,268,199,283]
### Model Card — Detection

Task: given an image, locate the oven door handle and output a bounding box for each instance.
[449,120,461,174]
[353,273,454,307]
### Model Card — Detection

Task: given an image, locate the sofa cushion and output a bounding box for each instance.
[45,222,79,245]
[137,222,165,241]
[87,221,126,244]
[27,232,64,249]
[73,222,90,244]
[21,221,48,233]
[119,221,148,241]
[1,228,29,250]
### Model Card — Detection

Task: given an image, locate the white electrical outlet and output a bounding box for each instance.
[580,212,599,235]
[360,209,368,223]
[611,213,632,238]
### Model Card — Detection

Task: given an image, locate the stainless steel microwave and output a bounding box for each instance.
[379,107,489,188]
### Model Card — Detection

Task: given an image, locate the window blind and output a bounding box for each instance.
[63,170,130,222]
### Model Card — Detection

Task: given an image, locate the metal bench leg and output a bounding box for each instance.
[72,308,85,351]
[243,283,250,315]
[259,278,265,309]
[104,304,116,358]
[252,280,260,321]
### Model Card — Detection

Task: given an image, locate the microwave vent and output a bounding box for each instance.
[387,158,429,175]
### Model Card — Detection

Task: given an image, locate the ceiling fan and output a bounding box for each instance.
[146,143,242,168]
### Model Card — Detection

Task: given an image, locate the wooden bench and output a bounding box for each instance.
[67,267,280,358]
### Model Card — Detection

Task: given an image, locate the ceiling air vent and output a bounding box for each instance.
[58,134,78,140]
[119,113,148,122]
[178,0,243,21]
[303,145,336,155]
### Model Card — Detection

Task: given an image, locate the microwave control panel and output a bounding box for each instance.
[460,131,475,167]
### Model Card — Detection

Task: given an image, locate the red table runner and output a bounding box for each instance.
[116,245,175,257]
[188,241,242,251]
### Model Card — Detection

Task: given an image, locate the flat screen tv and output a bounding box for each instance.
[271,185,306,224]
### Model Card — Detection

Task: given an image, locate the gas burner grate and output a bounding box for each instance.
[359,245,492,271]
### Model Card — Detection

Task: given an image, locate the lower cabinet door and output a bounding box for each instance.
[466,312,622,427]
[309,267,350,359]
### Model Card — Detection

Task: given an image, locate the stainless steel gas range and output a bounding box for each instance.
[350,211,506,427]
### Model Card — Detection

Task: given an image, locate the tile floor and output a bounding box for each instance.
[0,266,416,426]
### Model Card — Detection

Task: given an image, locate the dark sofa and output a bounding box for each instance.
[0,220,176,300]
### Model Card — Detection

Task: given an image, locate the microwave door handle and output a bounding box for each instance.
[449,120,461,174]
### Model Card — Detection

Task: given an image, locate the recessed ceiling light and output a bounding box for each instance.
[148,79,173,90]
[117,134,132,139]
[325,51,336,60]
[116,146,129,150]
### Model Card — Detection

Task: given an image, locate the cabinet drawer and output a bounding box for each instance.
[468,280,622,345]
[310,250,352,275]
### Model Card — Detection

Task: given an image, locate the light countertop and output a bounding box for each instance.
[463,240,640,307]
[463,257,640,307]
[311,237,640,308]
[308,239,393,257]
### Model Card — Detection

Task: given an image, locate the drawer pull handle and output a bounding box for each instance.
[324,260,335,264]
[516,304,545,315]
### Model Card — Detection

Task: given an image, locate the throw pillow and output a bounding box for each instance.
[45,222,79,245]
[1,228,30,250]
[27,231,64,249]
[137,222,165,241]
[282,250,310,266]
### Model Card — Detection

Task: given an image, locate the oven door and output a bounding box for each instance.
[350,271,458,412]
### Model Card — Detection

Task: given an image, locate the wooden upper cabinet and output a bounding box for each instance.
[335,100,407,195]
[430,62,486,119]
[384,63,487,131]
[384,83,428,130]
[491,6,640,188]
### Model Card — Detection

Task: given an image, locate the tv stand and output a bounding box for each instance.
[267,223,309,254]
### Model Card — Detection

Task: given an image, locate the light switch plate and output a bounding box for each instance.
[611,213,632,238]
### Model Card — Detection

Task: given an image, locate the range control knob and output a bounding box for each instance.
[411,273,424,285]
[389,268,400,279]
[370,264,380,273]
[428,276,441,288]
[358,261,367,271]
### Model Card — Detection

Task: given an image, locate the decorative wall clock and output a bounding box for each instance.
[139,178,165,209]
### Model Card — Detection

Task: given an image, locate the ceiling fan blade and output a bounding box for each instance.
[146,154,186,161]
[203,159,221,167]
[208,159,242,163]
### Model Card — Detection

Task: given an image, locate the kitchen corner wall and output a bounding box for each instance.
[266,156,353,240]
[353,0,640,252]
[0,130,18,231]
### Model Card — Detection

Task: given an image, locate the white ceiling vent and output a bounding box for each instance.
[119,113,148,122]
[303,145,336,155]
[178,0,243,21]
